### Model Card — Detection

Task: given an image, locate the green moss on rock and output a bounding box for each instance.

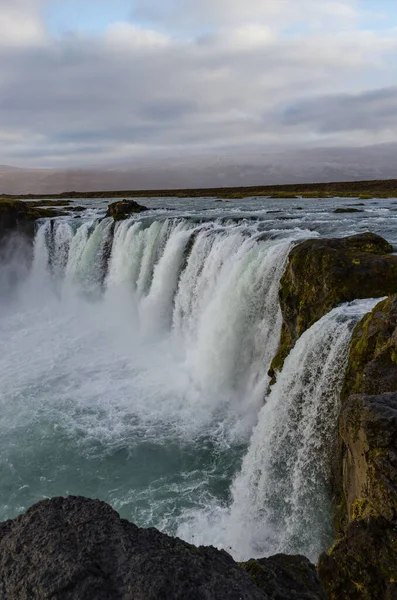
[269,233,397,380]
[343,296,397,399]
[0,198,65,240]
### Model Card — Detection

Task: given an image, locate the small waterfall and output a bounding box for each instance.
[224,298,380,562]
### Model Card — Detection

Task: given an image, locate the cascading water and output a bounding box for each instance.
[0,216,303,545]
[0,210,382,564]
[177,298,379,562]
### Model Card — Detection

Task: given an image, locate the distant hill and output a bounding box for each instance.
[1,144,397,195]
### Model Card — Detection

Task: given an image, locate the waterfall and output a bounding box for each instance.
[8,215,378,562]
[29,217,298,437]
[221,298,381,562]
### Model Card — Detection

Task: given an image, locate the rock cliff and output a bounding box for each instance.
[0,496,327,600]
[0,198,65,241]
[269,233,397,381]
[318,296,397,599]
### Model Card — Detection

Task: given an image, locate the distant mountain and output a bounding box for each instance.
[1,144,397,195]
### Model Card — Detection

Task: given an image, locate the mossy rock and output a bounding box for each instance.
[338,392,397,529]
[343,296,397,398]
[0,198,64,240]
[269,233,397,382]
[331,297,397,536]
[318,518,397,600]
[106,199,148,221]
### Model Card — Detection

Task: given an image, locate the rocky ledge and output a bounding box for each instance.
[269,232,397,381]
[0,496,327,600]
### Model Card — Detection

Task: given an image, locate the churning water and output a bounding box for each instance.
[0,195,394,562]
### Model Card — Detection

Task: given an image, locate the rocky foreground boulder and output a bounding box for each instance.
[269,233,397,380]
[106,199,148,221]
[318,295,397,599]
[0,496,327,600]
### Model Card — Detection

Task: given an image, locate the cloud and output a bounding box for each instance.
[0,0,396,166]
[104,23,170,50]
[0,0,46,46]
[132,0,359,32]
[281,87,397,136]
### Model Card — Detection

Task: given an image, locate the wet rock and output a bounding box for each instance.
[269,233,397,381]
[334,208,363,213]
[0,496,327,600]
[106,199,148,220]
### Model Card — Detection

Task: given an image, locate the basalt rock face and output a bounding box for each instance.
[337,296,397,528]
[0,199,39,240]
[342,296,397,399]
[269,233,397,381]
[0,496,327,600]
[106,199,148,221]
[318,296,397,599]
[318,518,397,600]
[0,198,65,242]
[339,393,397,526]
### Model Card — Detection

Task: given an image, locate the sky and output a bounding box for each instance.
[1,0,397,167]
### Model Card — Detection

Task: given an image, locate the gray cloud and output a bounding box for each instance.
[281,88,397,133]
[0,1,396,166]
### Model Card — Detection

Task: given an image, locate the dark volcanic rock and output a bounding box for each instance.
[0,496,326,600]
[0,199,38,240]
[0,198,65,241]
[337,297,397,528]
[343,296,397,398]
[338,393,397,525]
[106,199,148,220]
[243,555,328,599]
[318,518,397,600]
[334,207,363,213]
[269,233,397,380]
[319,296,397,599]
